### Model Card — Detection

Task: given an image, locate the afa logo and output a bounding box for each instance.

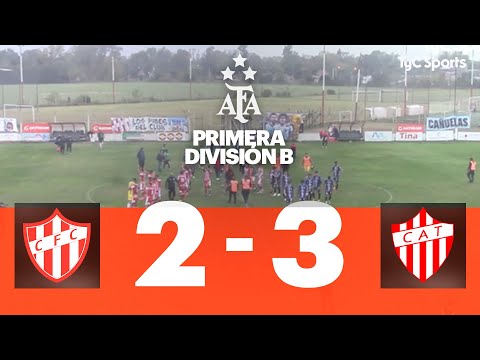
[217,53,261,124]
[381,203,466,288]
[15,203,100,288]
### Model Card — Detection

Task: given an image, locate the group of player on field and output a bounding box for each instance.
[127,149,343,208]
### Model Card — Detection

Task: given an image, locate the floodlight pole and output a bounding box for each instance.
[471,46,474,103]
[321,45,326,127]
[453,66,457,116]
[112,56,116,104]
[403,45,408,118]
[19,45,24,106]
[189,49,195,100]
[354,69,360,123]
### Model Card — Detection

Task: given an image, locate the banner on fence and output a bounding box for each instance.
[122,132,191,142]
[457,131,480,141]
[111,117,190,133]
[426,115,470,131]
[0,118,18,132]
[395,132,424,141]
[395,123,424,132]
[90,124,114,133]
[22,123,50,133]
[22,133,50,142]
[364,131,394,142]
[0,133,20,141]
[425,130,455,141]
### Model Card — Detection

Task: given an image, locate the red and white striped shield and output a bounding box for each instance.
[23,208,91,283]
[391,208,454,282]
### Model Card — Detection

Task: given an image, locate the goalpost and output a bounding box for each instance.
[3,104,36,122]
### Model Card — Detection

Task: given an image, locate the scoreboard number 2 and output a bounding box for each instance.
[135,201,344,288]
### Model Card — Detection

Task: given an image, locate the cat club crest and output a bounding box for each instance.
[23,208,91,283]
[391,207,454,282]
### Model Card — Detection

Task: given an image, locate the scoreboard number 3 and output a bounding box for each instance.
[135,201,344,288]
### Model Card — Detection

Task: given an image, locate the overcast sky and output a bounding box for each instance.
[0,45,478,59]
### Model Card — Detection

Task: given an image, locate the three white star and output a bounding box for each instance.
[233,54,247,67]
[243,66,257,80]
[221,66,235,80]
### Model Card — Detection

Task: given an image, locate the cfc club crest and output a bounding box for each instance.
[392,208,454,282]
[23,208,91,283]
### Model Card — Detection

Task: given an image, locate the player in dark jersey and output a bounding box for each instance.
[272,167,282,197]
[166,173,177,200]
[269,167,276,195]
[298,180,307,201]
[330,161,342,190]
[324,176,334,204]
[281,171,290,201]
[285,180,294,204]
[311,171,322,201]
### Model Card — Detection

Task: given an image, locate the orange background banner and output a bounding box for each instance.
[0,207,478,315]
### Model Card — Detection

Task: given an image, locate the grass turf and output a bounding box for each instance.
[1,140,478,208]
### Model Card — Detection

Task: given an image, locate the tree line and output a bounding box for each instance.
[0,45,476,88]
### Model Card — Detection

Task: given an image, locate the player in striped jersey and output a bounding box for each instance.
[324,176,334,204]
[153,173,161,203]
[269,167,276,195]
[177,169,189,201]
[144,177,155,207]
[298,180,308,201]
[202,165,213,196]
[272,167,282,197]
[256,165,264,194]
[330,161,342,190]
[285,180,294,204]
[138,167,146,199]
[311,171,322,201]
[306,173,315,200]
[281,171,290,201]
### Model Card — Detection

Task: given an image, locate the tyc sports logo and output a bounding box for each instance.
[15,203,100,288]
[381,203,466,288]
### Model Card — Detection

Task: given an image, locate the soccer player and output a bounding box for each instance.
[330,161,342,190]
[468,157,477,183]
[138,167,146,199]
[272,167,282,197]
[269,166,276,195]
[127,178,138,208]
[281,171,290,201]
[302,153,313,173]
[166,173,177,200]
[298,180,307,201]
[144,176,155,207]
[177,169,189,201]
[312,171,322,201]
[285,179,294,204]
[256,165,264,194]
[324,176,334,204]
[153,173,161,203]
[202,165,213,196]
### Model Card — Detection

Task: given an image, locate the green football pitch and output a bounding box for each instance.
[1,140,479,208]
